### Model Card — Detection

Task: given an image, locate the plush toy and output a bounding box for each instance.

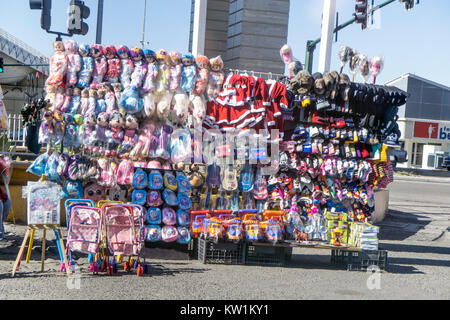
[90,44,107,89]
[103,45,121,83]
[84,181,106,204]
[105,111,124,157]
[52,111,65,146]
[86,88,98,115]
[130,47,147,89]
[116,45,134,89]
[142,49,158,93]
[190,55,209,127]
[171,90,190,126]
[46,41,68,87]
[154,49,170,94]
[77,43,94,88]
[94,112,108,154]
[83,112,97,152]
[112,83,123,109]
[53,86,65,112]
[74,114,85,148]
[38,110,53,144]
[44,85,57,109]
[120,113,139,155]
[60,87,72,113]
[180,53,196,93]
[119,85,144,114]
[80,88,90,116]
[63,116,78,148]
[168,51,182,92]
[130,122,157,159]
[96,88,107,114]
[64,39,81,87]
[69,87,81,114]
[102,82,117,114]
[206,55,225,101]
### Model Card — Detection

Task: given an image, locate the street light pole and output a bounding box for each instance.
[317,0,336,74]
[96,0,104,44]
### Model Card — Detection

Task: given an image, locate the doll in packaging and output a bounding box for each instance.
[180,53,196,93]
[44,85,57,110]
[102,82,117,114]
[52,111,65,146]
[103,45,121,83]
[83,112,97,152]
[61,87,73,113]
[96,88,107,114]
[142,49,158,93]
[120,113,139,156]
[190,55,209,127]
[168,51,182,93]
[64,39,81,87]
[206,56,225,101]
[77,43,94,88]
[130,122,157,159]
[86,88,98,115]
[46,40,68,87]
[53,86,66,112]
[116,45,134,89]
[80,88,90,116]
[130,47,147,89]
[39,110,54,144]
[69,87,81,114]
[105,111,124,157]
[95,112,108,154]
[90,44,107,89]
[154,49,170,94]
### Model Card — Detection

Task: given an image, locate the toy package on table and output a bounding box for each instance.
[23,181,61,225]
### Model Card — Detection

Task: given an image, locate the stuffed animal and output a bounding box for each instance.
[64,39,81,87]
[60,87,72,113]
[120,113,139,155]
[46,41,68,87]
[103,45,121,83]
[63,115,78,148]
[119,85,144,114]
[112,83,123,109]
[168,51,182,93]
[142,49,158,93]
[130,122,157,159]
[90,44,107,89]
[69,87,81,114]
[130,47,147,89]
[116,45,134,89]
[83,112,97,152]
[94,112,108,154]
[80,88,90,116]
[77,43,94,88]
[96,88,107,114]
[105,111,124,157]
[180,53,196,93]
[38,110,53,144]
[171,90,190,126]
[102,82,117,115]
[207,56,225,101]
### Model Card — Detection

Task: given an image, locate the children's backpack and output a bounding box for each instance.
[147,207,162,225]
[177,227,191,244]
[176,171,192,194]
[146,190,163,207]
[162,189,178,206]
[27,152,49,177]
[177,192,191,211]
[176,209,190,227]
[148,170,163,190]
[45,151,61,182]
[163,171,177,191]
[132,189,147,206]
[61,179,84,199]
[132,168,148,189]
[117,159,134,185]
[146,225,161,242]
[161,225,178,242]
[162,207,177,226]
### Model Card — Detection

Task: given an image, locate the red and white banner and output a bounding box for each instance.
[413,121,450,141]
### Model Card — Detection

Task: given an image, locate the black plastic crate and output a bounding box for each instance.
[347,250,388,271]
[245,243,287,267]
[197,237,246,265]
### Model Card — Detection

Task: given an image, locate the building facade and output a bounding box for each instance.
[385,74,450,169]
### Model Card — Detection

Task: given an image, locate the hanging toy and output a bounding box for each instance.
[96,87,107,114]
[129,122,156,160]
[46,40,68,87]
[64,39,81,87]
[180,53,196,93]
[280,44,302,78]
[68,87,81,114]
[102,82,117,115]
[44,85,57,109]
[82,112,97,152]
[90,44,107,89]
[116,45,134,89]
[87,88,98,115]
[206,55,225,101]
[103,45,121,83]
[119,85,144,114]
[348,52,360,82]
[168,51,182,93]
[153,49,172,120]
[94,112,108,154]
[77,43,94,88]
[105,111,124,157]
[338,46,356,74]
[120,113,139,156]
[359,54,370,83]
[53,86,65,112]
[369,56,384,84]
[190,55,209,128]
[38,110,54,144]
[129,46,147,89]
[142,49,158,93]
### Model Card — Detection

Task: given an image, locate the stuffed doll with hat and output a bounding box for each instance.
[155,49,170,94]
[206,55,225,101]
[64,39,81,87]
[103,45,121,83]
[142,49,158,93]
[116,45,134,89]
[180,53,196,93]
[46,40,68,87]
[77,43,94,88]
[90,44,107,89]
[105,110,124,157]
[130,47,147,89]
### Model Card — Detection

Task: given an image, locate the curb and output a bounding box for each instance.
[394,175,450,183]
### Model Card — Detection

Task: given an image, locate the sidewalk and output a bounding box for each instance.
[394,168,450,183]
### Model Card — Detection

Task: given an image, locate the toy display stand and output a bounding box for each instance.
[11,223,71,278]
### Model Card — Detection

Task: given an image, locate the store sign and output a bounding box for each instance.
[413,121,450,141]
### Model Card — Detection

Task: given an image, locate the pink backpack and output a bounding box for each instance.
[117,159,135,185]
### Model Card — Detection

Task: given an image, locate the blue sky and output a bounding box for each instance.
[1,0,449,86]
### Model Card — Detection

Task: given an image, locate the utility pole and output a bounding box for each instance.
[96,0,104,44]
[317,0,336,74]
[192,0,207,56]
[140,0,149,48]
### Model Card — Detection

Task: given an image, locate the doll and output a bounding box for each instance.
[83,112,97,151]
[96,88,107,114]
[142,49,158,93]
[86,88,98,115]
[90,44,107,89]
[69,87,81,114]
[120,113,139,155]
[52,111,65,146]
[53,86,65,112]
[130,47,147,89]
[77,43,94,88]
[38,110,53,144]
[154,49,170,94]
[116,45,134,89]
[46,40,68,87]
[103,45,121,83]
[80,88,90,116]
[168,51,182,93]
[206,55,225,101]
[130,122,156,159]
[94,112,108,154]
[105,111,124,157]
[60,87,73,113]
[63,117,78,149]
[180,53,196,93]
[102,82,117,114]
[44,85,57,109]
[64,39,81,87]
[192,55,209,96]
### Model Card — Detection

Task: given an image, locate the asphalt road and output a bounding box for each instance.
[0,179,449,301]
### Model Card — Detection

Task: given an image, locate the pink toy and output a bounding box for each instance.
[103,45,121,83]
[206,55,225,101]
[369,56,384,84]
[80,88,90,116]
[83,112,97,152]
[64,39,81,87]
[90,44,107,89]
[192,55,209,96]
[130,122,156,160]
[53,86,65,112]
[168,51,182,92]
[46,41,68,87]
[38,110,54,144]
[116,45,134,89]
[61,87,73,113]
[102,82,117,114]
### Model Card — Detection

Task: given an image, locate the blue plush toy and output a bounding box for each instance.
[118,86,144,114]
[61,179,84,199]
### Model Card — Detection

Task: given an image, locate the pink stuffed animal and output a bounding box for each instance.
[64,39,81,87]
[53,86,65,112]
[90,44,107,89]
[130,122,156,159]
[46,41,68,87]
[103,45,121,83]
[61,87,72,113]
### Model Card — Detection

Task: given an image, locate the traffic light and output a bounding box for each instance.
[67,0,90,35]
[29,0,51,31]
[0,58,3,73]
[399,0,418,10]
[354,0,368,30]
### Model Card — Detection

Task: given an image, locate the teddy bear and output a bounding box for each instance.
[130,122,157,159]
[64,39,81,87]
[105,111,124,157]
[102,82,117,115]
[120,113,139,156]
[83,112,97,152]
[206,56,225,101]
[119,85,144,114]
[77,43,94,88]
[116,45,134,89]
[90,44,107,89]
[180,53,196,93]
[46,40,68,87]
[80,87,90,116]
[129,47,147,89]
[94,112,108,154]
[103,45,121,83]
[142,49,158,94]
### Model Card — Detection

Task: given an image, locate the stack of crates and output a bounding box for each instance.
[331,249,388,271]
[245,243,288,267]
[197,238,246,265]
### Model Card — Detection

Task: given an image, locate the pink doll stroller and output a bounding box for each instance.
[127,203,148,274]
[66,206,103,275]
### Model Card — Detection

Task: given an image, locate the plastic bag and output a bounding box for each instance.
[27,152,49,177]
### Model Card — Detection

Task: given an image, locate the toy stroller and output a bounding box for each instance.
[66,206,103,275]
[127,203,148,275]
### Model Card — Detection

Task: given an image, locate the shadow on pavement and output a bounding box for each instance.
[377,209,432,241]
[380,243,450,255]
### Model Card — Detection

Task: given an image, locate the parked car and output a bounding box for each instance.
[442,156,450,171]
[391,149,408,168]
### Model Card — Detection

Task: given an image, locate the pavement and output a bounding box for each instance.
[0,179,449,300]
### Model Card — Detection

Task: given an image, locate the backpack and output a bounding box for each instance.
[148,170,163,190]
[61,179,84,199]
[117,159,135,185]
[176,209,190,227]
[162,189,178,206]
[146,225,161,242]
[147,207,162,225]
[147,190,163,207]
[163,171,177,191]
[27,152,49,177]
[177,192,191,210]
[132,189,147,205]
[176,171,192,194]
[177,227,191,244]
[162,207,177,226]
[132,168,148,189]
[161,225,178,242]
[45,151,61,182]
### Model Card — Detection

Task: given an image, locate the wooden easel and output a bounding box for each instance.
[11,224,71,278]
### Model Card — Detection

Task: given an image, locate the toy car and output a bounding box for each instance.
[224,218,243,241]
[245,222,263,241]
[191,215,207,238]
[202,217,224,242]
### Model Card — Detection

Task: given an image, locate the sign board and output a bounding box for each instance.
[413,121,450,141]
[25,181,61,225]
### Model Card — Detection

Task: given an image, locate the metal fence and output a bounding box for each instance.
[0,113,27,152]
